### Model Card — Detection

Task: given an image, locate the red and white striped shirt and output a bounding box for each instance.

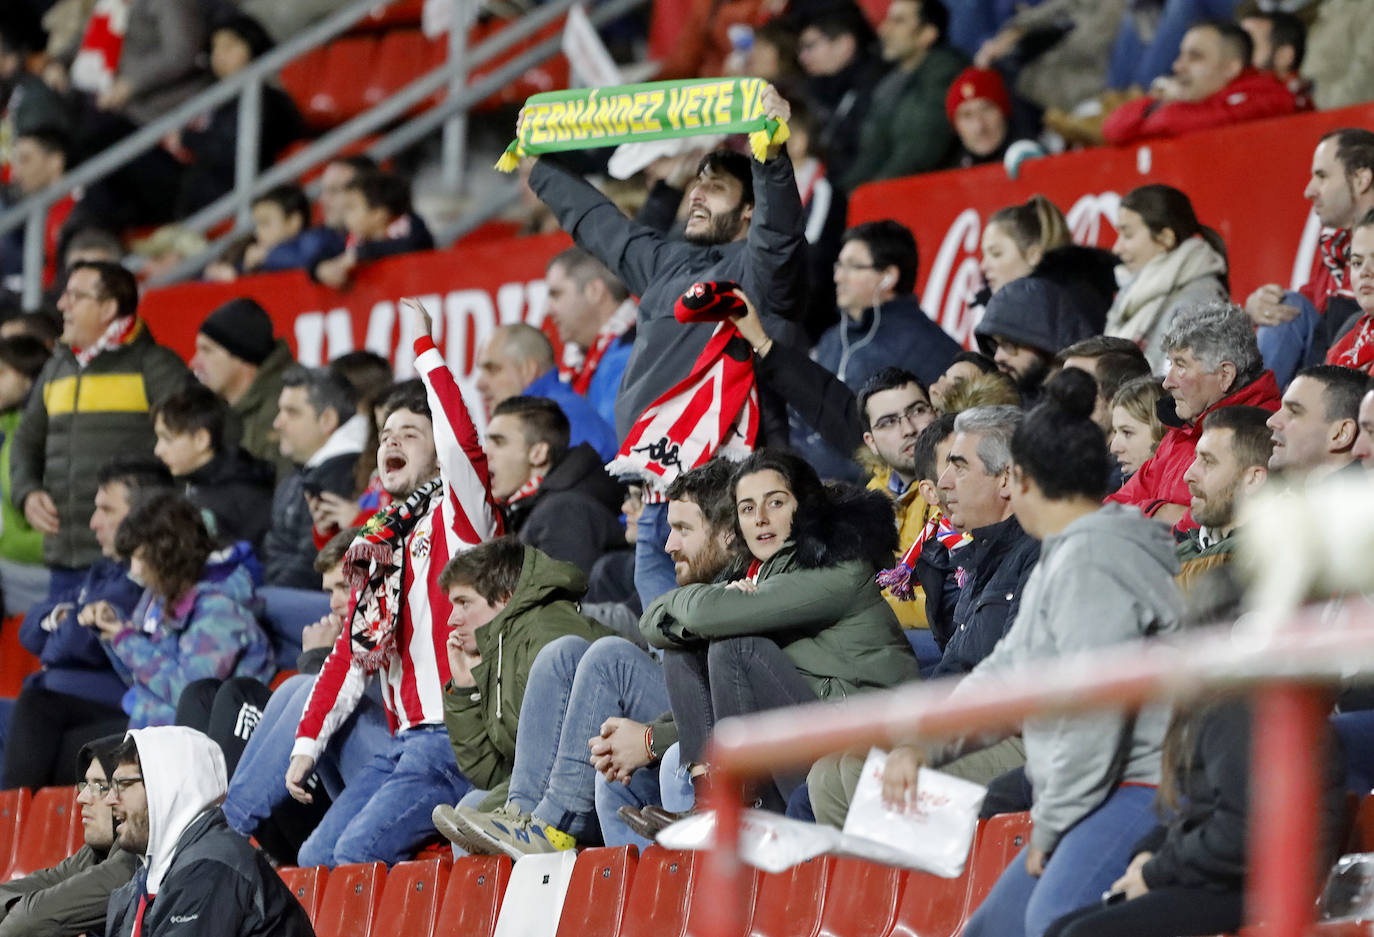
[292,336,499,760]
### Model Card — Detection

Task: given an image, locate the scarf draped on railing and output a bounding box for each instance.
[496,77,789,171]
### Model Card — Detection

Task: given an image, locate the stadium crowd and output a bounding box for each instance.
[0,0,1370,935]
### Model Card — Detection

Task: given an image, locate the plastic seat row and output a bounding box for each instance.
[0,787,85,883]
[277,810,1037,937]
[278,21,570,132]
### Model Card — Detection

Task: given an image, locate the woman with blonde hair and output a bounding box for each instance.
[980,194,1119,333]
[1108,377,1167,481]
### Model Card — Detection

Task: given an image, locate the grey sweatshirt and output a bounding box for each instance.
[942,503,1184,853]
[529,152,806,443]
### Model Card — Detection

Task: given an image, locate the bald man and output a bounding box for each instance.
[475,324,618,461]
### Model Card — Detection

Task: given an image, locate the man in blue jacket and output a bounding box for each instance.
[2,457,172,789]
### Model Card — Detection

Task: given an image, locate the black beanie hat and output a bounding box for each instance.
[199,298,275,366]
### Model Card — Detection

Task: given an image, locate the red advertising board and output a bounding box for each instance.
[140,102,1374,373]
[849,102,1374,348]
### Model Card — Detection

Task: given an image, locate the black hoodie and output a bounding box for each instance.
[504,443,627,576]
[179,447,277,550]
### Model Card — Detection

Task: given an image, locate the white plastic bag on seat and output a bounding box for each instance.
[840,748,986,878]
[657,809,842,874]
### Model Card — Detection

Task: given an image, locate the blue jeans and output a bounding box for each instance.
[507,636,670,840]
[1256,291,1320,391]
[298,724,470,867]
[633,503,678,610]
[594,742,694,850]
[963,785,1160,937]
[223,674,391,837]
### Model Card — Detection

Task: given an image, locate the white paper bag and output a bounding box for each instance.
[657,808,843,874]
[840,748,987,878]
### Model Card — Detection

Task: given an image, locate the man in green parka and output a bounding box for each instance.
[439,537,612,822]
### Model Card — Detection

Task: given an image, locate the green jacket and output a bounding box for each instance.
[10,321,189,568]
[231,340,295,481]
[0,409,43,565]
[0,843,138,937]
[841,44,968,190]
[442,546,612,797]
[641,547,920,700]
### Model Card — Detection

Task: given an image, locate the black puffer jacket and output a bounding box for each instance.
[932,515,1040,677]
[11,322,189,568]
[180,448,277,551]
[504,443,627,576]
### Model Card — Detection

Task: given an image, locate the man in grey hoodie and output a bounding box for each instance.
[524,85,806,608]
[883,370,1184,937]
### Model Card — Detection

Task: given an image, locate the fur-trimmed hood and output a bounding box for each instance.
[788,482,900,572]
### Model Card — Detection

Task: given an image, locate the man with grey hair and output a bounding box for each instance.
[474,323,617,461]
[934,405,1041,675]
[808,407,1038,827]
[1108,302,1281,530]
[545,247,637,430]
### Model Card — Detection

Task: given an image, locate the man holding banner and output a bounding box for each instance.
[517,81,807,608]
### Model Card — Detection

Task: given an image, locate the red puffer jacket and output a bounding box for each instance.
[1103,69,1297,145]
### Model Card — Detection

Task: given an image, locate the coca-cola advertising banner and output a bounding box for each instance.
[850,102,1374,348]
[141,102,1374,372]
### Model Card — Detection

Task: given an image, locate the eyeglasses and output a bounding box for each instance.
[75,779,112,797]
[108,776,144,796]
[833,261,878,272]
[872,401,933,432]
[60,288,105,303]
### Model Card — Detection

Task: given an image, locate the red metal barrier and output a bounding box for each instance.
[695,605,1374,937]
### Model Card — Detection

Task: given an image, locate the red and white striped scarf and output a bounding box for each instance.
[500,474,543,507]
[875,512,969,600]
[71,315,138,369]
[559,299,636,394]
[1320,228,1353,297]
[70,0,129,96]
[606,320,758,495]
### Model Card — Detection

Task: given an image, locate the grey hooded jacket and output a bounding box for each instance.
[938,504,1184,853]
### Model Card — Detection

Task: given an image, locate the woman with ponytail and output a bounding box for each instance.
[1106,184,1230,372]
[882,369,1185,937]
[979,194,1120,333]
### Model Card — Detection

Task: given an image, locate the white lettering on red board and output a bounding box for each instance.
[290,280,549,379]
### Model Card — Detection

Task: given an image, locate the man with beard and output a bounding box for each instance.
[524,86,805,610]
[974,276,1096,406]
[434,459,737,854]
[1176,406,1273,602]
[103,728,311,937]
[0,737,137,936]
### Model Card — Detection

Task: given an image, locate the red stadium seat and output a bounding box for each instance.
[281,36,380,130]
[748,855,834,937]
[371,857,449,937]
[964,812,1032,915]
[355,0,426,31]
[0,789,30,881]
[555,845,640,937]
[1348,795,1374,853]
[619,846,699,937]
[314,861,386,937]
[0,616,39,698]
[433,854,512,937]
[814,856,904,937]
[686,862,759,936]
[280,866,331,924]
[888,866,976,937]
[369,30,445,113]
[8,786,81,880]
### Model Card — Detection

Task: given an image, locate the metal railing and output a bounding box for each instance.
[696,603,1374,937]
[4,0,650,303]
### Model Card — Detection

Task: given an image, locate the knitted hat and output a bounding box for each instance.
[674,280,748,324]
[198,298,275,366]
[945,67,1012,125]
